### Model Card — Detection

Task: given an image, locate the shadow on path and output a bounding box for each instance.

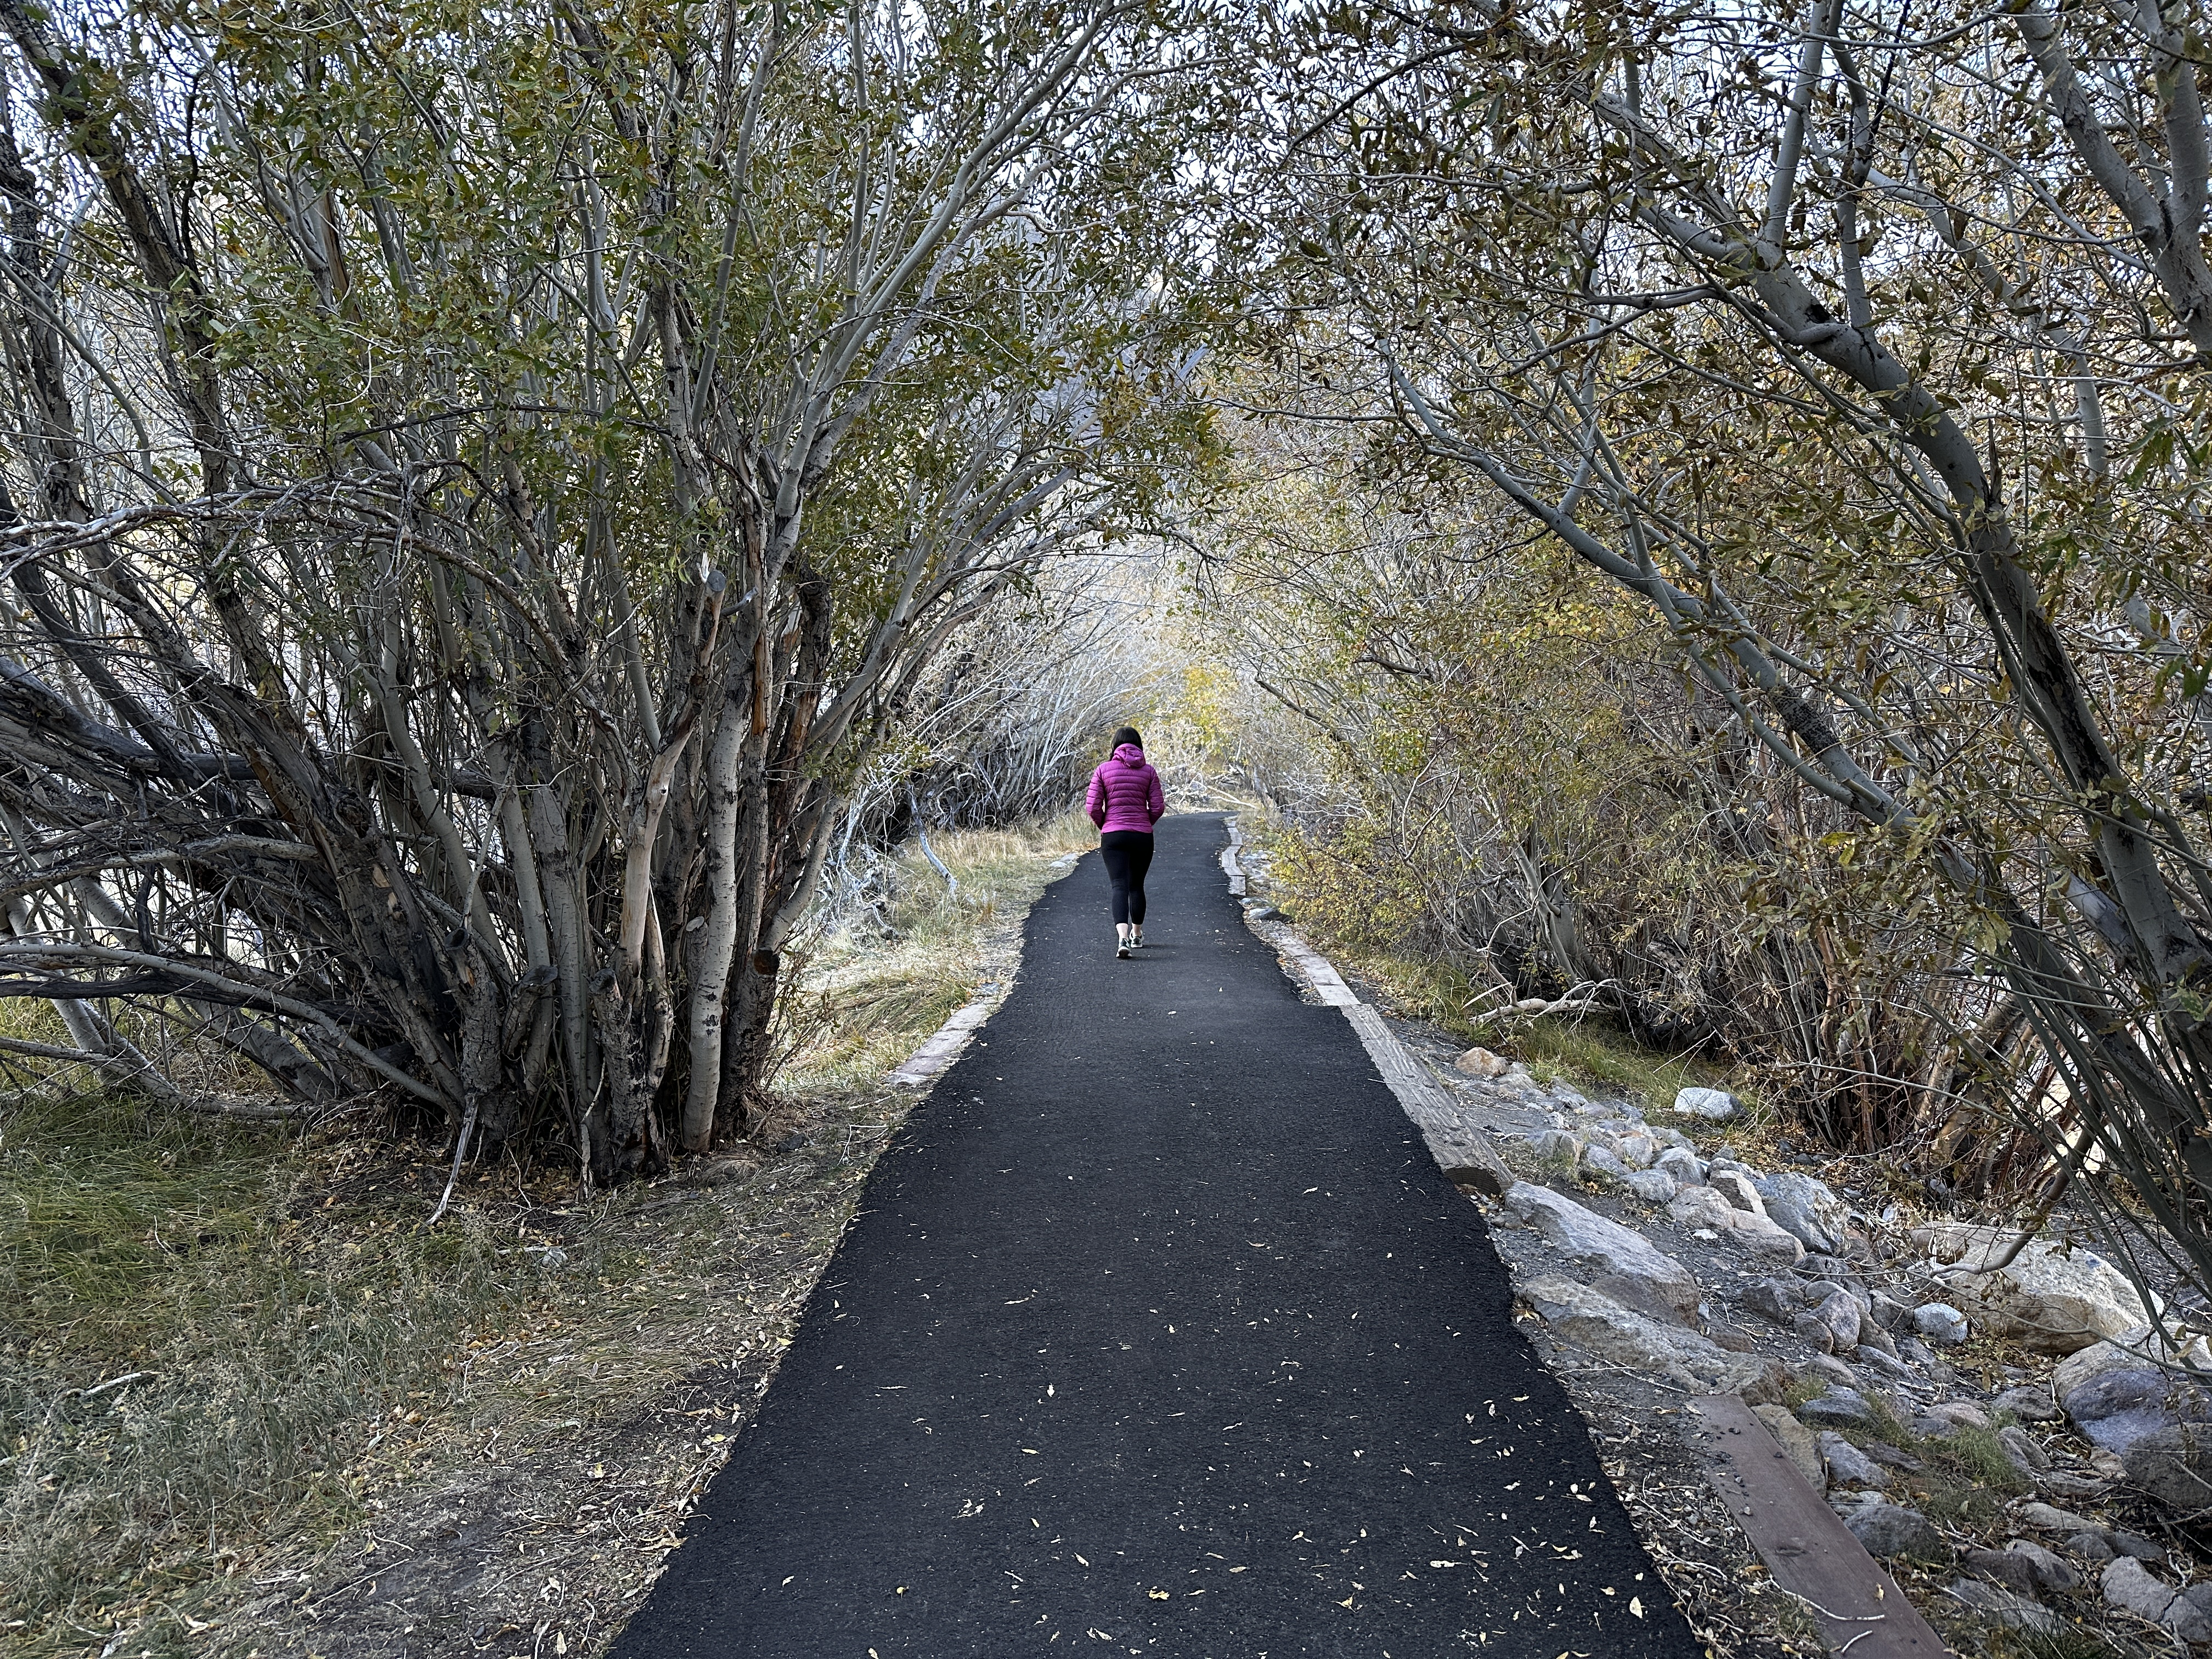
[611,814,1699,1657]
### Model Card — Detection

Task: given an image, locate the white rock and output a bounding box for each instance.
[2004,1538,2079,1592]
[1729,1210,1809,1263]
[1502,1182,1702,1320]
[1813,1289,1863,1351]
[1753,1171,1847,1255]
[1454,1046,1509,1078]
[1818,1431,1888,1489]
[1516,1275,1782,1402]
[1741,1278,1802,1327]
[1921,1224,2155,1355]
[1504,1186,1707,1327]
[2019,1500,2100,1533]
[1531,1129,1581,1164]
[1833,1496,1948,1561]
[1801,1353,1858,1389]
[2057,1333,2212,1455]
[1673,1086,1738,1120]
[1912,1302,1970,1346]
[1944,1578,2059,1634]
[1922,1400,1990,1432]
[1856,1345,1920,1387]
[1667,1185,1737,1232]
[2102,1557,2212,1641]
[2050,1328,2211,1399]
[1990,1384,2062,1421]
[1582,1146,1634,1187]
[1708,1170,1765,1214]
[1616,1132,1657,1170]
[1868,1290,1915,1332]
[1897,1335,1954,1383]
[1999,1425,2051,1472]
[1654,1147,1704,1187]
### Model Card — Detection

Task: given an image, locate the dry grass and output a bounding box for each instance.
[774,814,1093,1092]
[1295,943,1763,1120]
[0,821,1085,1658]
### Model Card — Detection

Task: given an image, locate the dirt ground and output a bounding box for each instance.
[239,911,1065,1659]
[245,1104,894,1659]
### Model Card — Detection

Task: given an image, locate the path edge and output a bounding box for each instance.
[884,849,1084,1089]
[1222,815,1513,1196]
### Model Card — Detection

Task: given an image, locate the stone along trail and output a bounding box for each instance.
[611,816,1698,1657]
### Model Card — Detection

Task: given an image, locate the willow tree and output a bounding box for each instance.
[1245,0,2212,1282]
[0,0,1219,1182]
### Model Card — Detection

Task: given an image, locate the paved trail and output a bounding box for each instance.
[612,815,1699,1657]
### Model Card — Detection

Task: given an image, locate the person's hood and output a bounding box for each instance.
[1113,743,1146,767]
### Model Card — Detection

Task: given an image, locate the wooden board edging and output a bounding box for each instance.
[1687,1395,1951,1657]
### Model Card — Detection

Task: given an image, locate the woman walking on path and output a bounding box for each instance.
[1087,726,1165,959]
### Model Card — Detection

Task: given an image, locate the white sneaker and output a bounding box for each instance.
[1115,932,1132,958]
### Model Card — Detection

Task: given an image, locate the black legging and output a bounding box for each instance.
[1099,830,1154,926]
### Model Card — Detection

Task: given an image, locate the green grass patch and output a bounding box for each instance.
[1782,1374,1832,1409]
[1,1091,520,1655]
[1239,821,1771,1118]
[1939,1424,2035,1496]
[1827,1391,2029,1534]
[1512,1014,1736,1104]
[1226,890,1748,1116]
[1853,1391,1917,1447]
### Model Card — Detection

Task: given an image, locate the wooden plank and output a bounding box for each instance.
[1344,1005,1516,1197]
[1685,1395,1951,1657]
[1272,933,1359,1007]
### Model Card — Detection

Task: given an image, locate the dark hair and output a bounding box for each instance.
[1111,726,1142,750]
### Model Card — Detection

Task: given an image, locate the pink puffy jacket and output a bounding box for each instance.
[1087,743,1165,833]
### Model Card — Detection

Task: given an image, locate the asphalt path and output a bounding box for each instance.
[610,812,1699,1658]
